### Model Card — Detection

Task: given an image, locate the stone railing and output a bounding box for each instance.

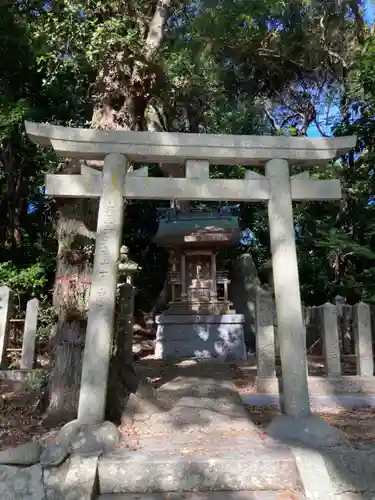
[256,287,374,379]
[0,285,39,377]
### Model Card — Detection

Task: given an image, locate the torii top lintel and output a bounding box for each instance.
[25,121,356,167]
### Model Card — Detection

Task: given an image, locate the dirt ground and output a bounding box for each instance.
[1,357,375,450]
[231,361,375,447]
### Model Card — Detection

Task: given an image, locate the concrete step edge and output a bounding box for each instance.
[97,491,305,499]
[98,455,299,494]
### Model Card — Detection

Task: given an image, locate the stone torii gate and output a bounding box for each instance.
[25,121,356,423]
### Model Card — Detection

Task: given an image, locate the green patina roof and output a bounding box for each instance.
[154,214,240,247]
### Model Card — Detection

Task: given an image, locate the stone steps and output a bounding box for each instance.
[98,491,305,499]
[98,436,299,494]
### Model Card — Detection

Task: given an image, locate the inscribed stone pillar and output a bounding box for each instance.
[321,302,341,376]
[20,298,39,370]
[0,286,13,369]
[256,286,276,381]
[265,159,310,418]
[78,153,127,423]
[353,302,374,376]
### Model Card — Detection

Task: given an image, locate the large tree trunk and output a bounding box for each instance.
[43,192,98,425]
[44,1,173,425]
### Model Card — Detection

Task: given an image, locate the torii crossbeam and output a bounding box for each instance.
[25,121,356,424]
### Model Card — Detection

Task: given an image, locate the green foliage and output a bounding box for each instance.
[24,368,45,394]
[0,262,48,293]
[0,0,374,318]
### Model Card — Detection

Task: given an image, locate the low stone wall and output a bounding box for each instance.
[0,420,119,499]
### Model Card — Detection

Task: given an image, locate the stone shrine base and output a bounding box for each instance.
[154,314,246,360]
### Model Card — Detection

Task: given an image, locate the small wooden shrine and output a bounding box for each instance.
[154,206,240,314]
[153,205,246,360]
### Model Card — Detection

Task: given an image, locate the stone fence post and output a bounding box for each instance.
[319,302,341,376]
[353,302,374,376]
[0,286,13,369]
[20,298,39,370]
[255,286,276,383]
[334,295,352,355]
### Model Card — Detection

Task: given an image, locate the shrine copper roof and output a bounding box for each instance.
[153,209,240,247]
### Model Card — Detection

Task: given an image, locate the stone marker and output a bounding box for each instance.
[78,153,127,423]
[265,159,310,418]
[353,302,374,376]
[20,297,39,370]
[256,286,276,380]
[0,285,13,369]
[321,302,341,376]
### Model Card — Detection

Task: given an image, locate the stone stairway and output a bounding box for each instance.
[96,361,305,499]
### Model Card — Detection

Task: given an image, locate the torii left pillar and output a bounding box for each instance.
[77,153,127,423]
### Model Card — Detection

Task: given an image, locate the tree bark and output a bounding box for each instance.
[43,190,98,425]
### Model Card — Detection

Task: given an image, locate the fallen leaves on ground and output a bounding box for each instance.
[245,404,375,446]
[0,381,63,450]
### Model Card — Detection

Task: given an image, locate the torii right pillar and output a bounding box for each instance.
[266,159,314,418]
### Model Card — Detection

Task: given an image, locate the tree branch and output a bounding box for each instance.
[144,0,172,60]
[263,105,278,133]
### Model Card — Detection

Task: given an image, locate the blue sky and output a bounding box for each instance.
[308,1,374,138]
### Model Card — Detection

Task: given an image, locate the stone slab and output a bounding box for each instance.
[0,463,45,500]
[292,446,336,500]
[44,454,99,500]
[98,447,298,493]
[98,492,305,499]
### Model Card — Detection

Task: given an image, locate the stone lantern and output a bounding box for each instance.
[117,245,140,285]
